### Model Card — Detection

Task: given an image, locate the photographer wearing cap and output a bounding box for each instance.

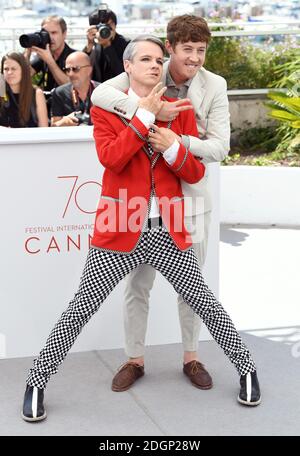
[24,15,76,92]
[51,52,98,127]
[83,5,129,83]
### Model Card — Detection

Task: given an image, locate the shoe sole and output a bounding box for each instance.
[183,371,213,390]
[111,384,133,392]
[21,412,47,422]
[112,373,145,392]
[190,381,213,390]
[237,396,261,406]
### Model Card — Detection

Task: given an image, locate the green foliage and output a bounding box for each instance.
[223,125,281,166]
[32,72,43,87]
[234,125,278,151]
[270,57,300,89]
[223,143,300,166]
[267,70,300,158]
[222,153,240,166]
[205,34,300,90]
[268,92,300,127]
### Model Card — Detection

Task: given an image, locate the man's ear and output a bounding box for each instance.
[123,59,131,74]
[165,40,174,56]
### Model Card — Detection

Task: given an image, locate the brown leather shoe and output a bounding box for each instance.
[183,360,213,389]
[111,362,145,392]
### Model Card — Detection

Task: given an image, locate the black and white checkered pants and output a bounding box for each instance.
[27,226,256,388]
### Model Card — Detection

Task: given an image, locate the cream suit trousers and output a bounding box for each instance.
[123,211,211,357]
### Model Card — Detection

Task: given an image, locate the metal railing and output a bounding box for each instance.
[0,21,299,96]
[0,20,299,50]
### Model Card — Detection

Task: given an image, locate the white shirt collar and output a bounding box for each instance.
[128,88,141,102]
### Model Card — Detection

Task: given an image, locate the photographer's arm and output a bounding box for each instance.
[31,45,69,86]
[51,113,79,127]
[83,26,97,54]
[91,72,136,120]
[50,88,78,126]
[47,63,69,86]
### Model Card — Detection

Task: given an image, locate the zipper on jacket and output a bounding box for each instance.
[133,153,161,248]
[101,195,124,203]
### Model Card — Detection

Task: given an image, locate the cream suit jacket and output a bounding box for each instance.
[91,62,230,215]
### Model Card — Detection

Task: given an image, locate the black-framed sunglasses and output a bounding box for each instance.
[63,65,91,74]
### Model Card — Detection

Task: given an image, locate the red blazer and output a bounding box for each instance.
[90,97,205,253]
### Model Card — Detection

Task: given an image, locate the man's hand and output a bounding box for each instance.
[138,83,167,116]
[156,99,194,122]
[53,113,79,127]
[31,44,55,66]
[148,123,180,152]
[85,26,97,52]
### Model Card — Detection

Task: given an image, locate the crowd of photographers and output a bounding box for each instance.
[0,5,129,128]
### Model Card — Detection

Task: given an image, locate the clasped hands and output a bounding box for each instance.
[148,124,180,153]
[138,82,193,153]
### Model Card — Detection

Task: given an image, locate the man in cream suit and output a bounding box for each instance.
[91,15,230,391]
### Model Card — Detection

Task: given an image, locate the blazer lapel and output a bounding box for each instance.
[162,61,169,84]
[187,69,206,110]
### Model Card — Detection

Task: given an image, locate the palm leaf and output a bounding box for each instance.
[268,93,300,118]
[268,93,300,108]
[269,109,298,122]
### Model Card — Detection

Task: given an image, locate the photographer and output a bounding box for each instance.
[83,6,129,83]
[24,15,76,92]
[51,52,98,127]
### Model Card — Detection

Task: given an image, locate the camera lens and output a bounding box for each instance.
[19,30,50,49]
[19,33,41,48]
[99,25,111,39]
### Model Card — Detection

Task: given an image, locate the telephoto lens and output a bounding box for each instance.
[19,29,50,49]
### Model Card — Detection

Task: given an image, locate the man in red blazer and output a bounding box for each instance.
[22,36,260,422]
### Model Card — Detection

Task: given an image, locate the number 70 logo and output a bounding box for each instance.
[58,176,102,218]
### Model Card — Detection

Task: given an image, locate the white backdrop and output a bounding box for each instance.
[0,127,220,359]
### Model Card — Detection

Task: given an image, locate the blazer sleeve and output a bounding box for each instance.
[166,108,205,184]
[91,72,137,120]
[188,77,230,163]
[91,106,149,174]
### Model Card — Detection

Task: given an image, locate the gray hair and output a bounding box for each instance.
[41,16,67,33]
[123,35,165,62]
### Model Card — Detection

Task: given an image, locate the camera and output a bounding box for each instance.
[89,3,112,40]
[74,111,90,126]
[95,23,112,40]
[19,29,50,49]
